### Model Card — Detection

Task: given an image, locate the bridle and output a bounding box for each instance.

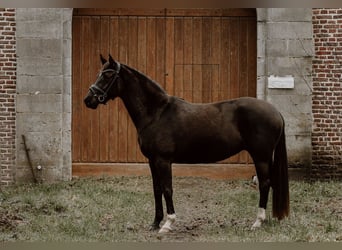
[89,62,121,103]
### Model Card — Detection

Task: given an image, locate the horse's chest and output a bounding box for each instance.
[138,130,176,159]
[137,136,150,157]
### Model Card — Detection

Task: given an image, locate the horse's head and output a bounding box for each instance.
[84,54,121,109]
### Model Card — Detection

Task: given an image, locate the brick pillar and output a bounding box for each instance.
[312,9,342,179]
[0,8,16,185]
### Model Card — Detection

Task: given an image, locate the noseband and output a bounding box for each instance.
[89,62,121,103]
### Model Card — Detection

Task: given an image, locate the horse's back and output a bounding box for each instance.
[166,96,283,144]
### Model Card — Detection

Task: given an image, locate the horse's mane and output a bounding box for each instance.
[123,64,167,96]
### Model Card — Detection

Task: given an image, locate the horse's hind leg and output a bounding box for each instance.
[251,160,271,229]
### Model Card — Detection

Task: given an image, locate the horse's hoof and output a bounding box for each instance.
[251,208,266,230]
[251,220,262,230]
[149,223,160,231]
[158,213,176,233]
[158,226,172,234]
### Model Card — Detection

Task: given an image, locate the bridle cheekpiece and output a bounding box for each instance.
[89,62,121,103]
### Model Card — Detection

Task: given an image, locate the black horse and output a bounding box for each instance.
[84,54,289,233]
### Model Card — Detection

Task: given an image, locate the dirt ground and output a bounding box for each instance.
[1,176,341,242]
[99,176,262,242]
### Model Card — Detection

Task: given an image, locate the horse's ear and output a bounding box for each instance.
[108,54,115,65]
[100,54,107,65]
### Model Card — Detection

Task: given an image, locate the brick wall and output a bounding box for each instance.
[0,8,16,186]
[312,8,342,179]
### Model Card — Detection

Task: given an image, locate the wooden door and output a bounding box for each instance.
[72,9,256,167]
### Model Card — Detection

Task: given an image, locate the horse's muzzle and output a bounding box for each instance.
[84,95,99,109]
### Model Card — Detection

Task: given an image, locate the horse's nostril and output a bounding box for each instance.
[84,96,98,109]
[84,97,92,107]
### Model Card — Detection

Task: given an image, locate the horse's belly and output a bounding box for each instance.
[174,139,243,164]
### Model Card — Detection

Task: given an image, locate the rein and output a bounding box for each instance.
[89,62,121,103]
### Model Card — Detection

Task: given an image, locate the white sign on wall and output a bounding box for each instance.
[268,75,294,89]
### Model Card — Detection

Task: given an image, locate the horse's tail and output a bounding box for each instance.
[271,118,290,220]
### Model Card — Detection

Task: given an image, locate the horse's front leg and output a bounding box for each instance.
[154,158,176,234]
[149,160,164,230]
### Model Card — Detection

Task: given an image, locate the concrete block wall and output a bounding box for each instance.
[15,8,72,183]
[0,8,16,185]
[312,9,342,179]
[257,9,313,170]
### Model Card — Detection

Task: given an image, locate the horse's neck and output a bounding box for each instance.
[119,65,168,132]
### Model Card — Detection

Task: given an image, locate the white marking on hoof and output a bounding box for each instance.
[251,208,266,230]
[158,213,176,234]
[252,175,259,186]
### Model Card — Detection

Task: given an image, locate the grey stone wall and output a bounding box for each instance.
[16,8,72,183]
[257,9,313,170]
